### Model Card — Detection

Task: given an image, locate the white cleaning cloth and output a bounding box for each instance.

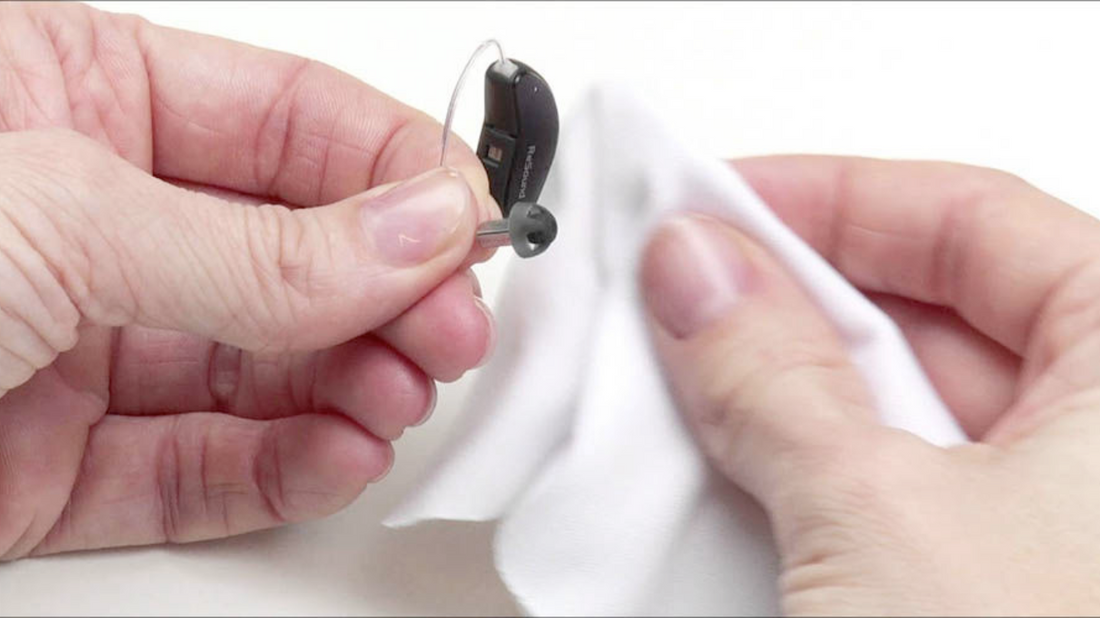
[386,84,967,615]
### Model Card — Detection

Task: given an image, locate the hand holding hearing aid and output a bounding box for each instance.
[0,2,500,559]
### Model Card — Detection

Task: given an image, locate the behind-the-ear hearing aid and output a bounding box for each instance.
[440,40,558,258]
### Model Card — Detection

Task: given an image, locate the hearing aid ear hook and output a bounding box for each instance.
[440,39,509,168]
[440,39,559,258]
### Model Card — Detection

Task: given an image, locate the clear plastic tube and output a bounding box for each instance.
[440,39,510,167]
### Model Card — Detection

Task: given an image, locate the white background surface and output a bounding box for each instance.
[3,1,1100,615]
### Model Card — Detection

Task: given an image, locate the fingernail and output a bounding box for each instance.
[372,443,396,483]
[362,168,472,266]
[473,297,496,368]
[466,269,483,298]
[641,214,750,338]
[413,382,437,427]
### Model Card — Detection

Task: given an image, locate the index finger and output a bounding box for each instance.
[734,155,1100,356]
[133,13,492,215]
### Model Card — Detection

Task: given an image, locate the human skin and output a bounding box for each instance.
[641,156,1100,615]
[6,5,1098,614]
[0,2,499,559]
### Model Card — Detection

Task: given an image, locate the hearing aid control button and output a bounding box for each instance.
[477,126,516,210]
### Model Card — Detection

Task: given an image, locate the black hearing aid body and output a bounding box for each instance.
[473,59,559,257]
[477,60,559,217]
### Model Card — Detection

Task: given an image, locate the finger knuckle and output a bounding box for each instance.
[689,328,878,490]
[927,160,1032,198]
[777,433,951,573]
[969,164,1031,193]
[0,173,85,387]
[252,427,290,525]
[743,341,857,402]
[808,431,932,505]
[0,129,134,330]
[0,252,80,368]
[237,204,328,349]
[706,337,860,433]
[1027,260,1100,370]
[0,352,35,390]
[157,417,253,544]
[155,419,187,544]
[252,58,323,198]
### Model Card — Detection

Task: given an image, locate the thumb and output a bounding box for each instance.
[639,213,924,515]
[3,130,477,354]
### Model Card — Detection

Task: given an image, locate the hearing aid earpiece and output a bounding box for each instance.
[440,40,559,258]
[474,201,558,258]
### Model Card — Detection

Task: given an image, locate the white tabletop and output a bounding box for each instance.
[4,2,1100,614]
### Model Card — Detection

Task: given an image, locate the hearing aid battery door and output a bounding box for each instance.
[477,59,559,217]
